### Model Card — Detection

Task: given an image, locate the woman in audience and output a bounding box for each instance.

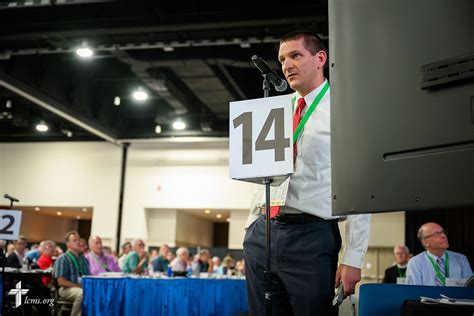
[217,255,236,275]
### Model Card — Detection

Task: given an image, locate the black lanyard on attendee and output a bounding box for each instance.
[66,250,87,276]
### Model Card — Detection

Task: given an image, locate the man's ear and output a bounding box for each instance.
[421,239,429,249]
[316,50,327,69]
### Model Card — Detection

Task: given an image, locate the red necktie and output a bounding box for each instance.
[269,97,306,219]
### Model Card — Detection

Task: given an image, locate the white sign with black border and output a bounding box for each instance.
[229,94,293,186]
[0,209,22,240]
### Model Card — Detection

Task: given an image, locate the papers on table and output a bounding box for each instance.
[420,294,474,305]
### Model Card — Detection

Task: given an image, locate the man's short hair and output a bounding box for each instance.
[417,226,425,242]
[393,244,410,254]
[121,241,131,249]
[176,247,189,256]
[199,249,210,256]
[280,30,326,55]
[15,235,27,244]
[64,231,79,243]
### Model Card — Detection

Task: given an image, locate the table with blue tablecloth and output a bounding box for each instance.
[82,276,249,316]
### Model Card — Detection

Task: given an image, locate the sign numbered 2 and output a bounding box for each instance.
[229,94,294,183]
[0,209,22,240]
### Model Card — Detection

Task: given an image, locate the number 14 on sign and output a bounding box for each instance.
[229,94,294,184]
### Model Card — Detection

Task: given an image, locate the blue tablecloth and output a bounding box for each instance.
[83,277,249,316]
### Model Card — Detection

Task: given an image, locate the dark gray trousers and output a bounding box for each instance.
[243,215,341,316]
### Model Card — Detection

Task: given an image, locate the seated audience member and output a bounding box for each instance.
[79,238,89,255]
[86,235,121,275]
[54,231,91,316]
[217,255,236,275]
[193,249,213,273]
[26,241,44,263]
[236,259,245,276]
[37,240,56,285]
[6,243,15,256]
[170,247,191,272]
[122,239,148,274]
[382,245,410,283]
[149,249,159,260]
[6,235,28,268]
[151,244,171,272]
[103,246,114,257]
[406,222,472,285]
[212,256,221,273]
[118,241,132,270]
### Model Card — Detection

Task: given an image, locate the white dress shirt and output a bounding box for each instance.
[246,80,371,269]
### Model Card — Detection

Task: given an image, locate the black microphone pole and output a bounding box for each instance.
[253,56,274,316]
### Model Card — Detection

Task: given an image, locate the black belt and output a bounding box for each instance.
[272,213,325,225]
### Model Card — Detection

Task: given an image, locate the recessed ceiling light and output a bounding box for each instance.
[172,120,186,130]
[34,207,40,211]
[114,96,121,106]
[155,125,162,134]
[82,208,87,212]
[204,209,211,214]
[226,218,231,222]
[76,47,94,58]
[57,211,62,216]
[216,214,222,219]
[76,215,81,220]
[132,89,148,101]
[36,121,48,132]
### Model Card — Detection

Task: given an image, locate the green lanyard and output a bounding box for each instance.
[396,266,406,278]
[92,253,111,272]
[426,252,449,285]
[292,80,330,143]
[66,250,86,276]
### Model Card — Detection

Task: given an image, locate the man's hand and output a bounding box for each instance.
[335,264,361,297]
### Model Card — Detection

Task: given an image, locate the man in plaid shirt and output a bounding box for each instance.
[54,231,90,316]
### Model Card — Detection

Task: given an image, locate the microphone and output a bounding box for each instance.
[4,193,19,202]
[251,55,288,92]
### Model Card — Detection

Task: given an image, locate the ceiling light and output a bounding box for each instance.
[114,96,121,106]
[36,121,48,132]
[163,46,174,52]
[132,88,148,101]
[57,211,62,216]
[204,209,211,214]
[82,208,87,212]
[76,47,94,58]
[216,214,222,219]
[226,218,231,222]
[172,120,186,130]
[155,125,162,134]
[61,129,73,137]
[34,207,40,211]
[6,99,12,108]
[76,216,81,220]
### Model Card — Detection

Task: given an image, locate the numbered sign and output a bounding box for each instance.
[0,209,22,240]
[229,94,293,185]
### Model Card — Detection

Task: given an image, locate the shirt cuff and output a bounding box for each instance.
[340,248,365,269]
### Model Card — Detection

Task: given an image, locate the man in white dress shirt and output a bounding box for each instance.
[243,30,371,316]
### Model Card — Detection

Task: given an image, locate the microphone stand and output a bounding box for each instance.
[261,74,273,316]
[2,194,17,315]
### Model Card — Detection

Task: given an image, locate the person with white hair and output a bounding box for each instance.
[86,235,121,275]
[121,239,148,274]
[382,245,410,283]
[169,247,190,272]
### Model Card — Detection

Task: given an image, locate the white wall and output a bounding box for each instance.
[175,211,213,247]
[121,142,255,240]
[146,208,178,247]
[0,142,122,242]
